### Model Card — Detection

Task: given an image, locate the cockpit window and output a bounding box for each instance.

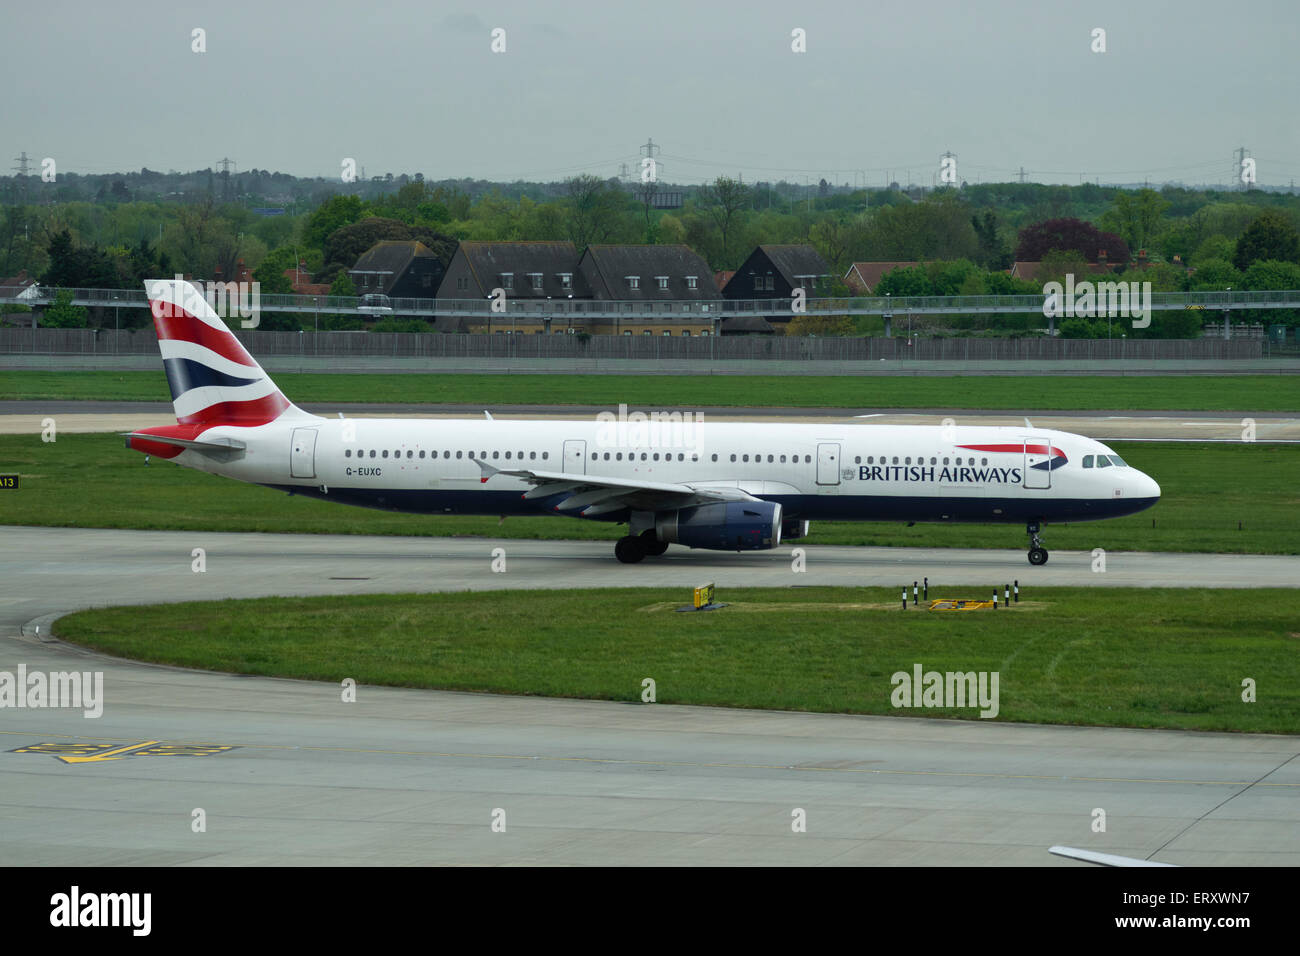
[1109,455,1127,467]
[1082,455,1094,468]
[1097,456,1111,468]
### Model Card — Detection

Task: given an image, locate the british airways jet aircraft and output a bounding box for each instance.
[125,279,1160,565]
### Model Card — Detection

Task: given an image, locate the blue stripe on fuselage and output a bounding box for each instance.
[262,485,1159,525]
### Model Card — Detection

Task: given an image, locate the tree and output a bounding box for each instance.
[1015,217,1128,263]
[563,175,629,251]
[1233,210,1300,271]
[302,194,365,250]
[330,272,356,296]
[1187,258,1242,291]
[1099,189,1170,252]
[697,176,752,266]
[860,194,979,261]
[971,210,1011,270]
[42,288,88,328]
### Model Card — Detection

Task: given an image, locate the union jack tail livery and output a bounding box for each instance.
[125,279,317,460]
[145,278,302,426]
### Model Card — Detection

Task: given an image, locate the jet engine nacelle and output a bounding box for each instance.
[782,517,809,541]
[655,501,783,551]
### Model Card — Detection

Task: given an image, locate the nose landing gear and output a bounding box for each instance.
[1026,522,1048,565]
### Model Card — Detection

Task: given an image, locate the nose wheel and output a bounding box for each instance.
[1026,522,1049,566]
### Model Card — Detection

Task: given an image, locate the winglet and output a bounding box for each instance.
[484,410,493,421]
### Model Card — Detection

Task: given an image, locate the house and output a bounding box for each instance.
[348,240,446,298]
[844,261,919,294]
[438,241,586,301]
[724,245,832,300]
[722,244,832,332]
[283,261,331,296]
[436,241,589,333]
[576,244,720,335]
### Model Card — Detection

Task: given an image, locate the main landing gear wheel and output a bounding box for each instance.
[1025,521,1048,566]
[639,529,669,556]
[615,535,647,564]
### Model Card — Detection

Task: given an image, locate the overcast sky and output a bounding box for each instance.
[7,0,1298,187]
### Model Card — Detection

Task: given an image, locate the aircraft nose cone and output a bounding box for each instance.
[1140,472,1161,500]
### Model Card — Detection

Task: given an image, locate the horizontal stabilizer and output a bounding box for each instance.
[122,432,246,461]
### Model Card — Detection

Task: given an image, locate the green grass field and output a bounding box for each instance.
[2,434,1296,554]
[3,370,1298,410]
[52,586,1300,733]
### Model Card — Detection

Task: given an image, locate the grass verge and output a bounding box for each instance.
[53,586,1300,733]
[3,371,1298,411]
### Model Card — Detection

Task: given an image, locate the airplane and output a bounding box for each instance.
[125,279,1161,565]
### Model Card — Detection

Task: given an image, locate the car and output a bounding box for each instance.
[357,293,393,314]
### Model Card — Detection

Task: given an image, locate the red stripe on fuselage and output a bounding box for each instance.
[958,442,1065,457]
[152,303,257,367]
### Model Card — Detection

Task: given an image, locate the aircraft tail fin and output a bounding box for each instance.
[142,278,310,427]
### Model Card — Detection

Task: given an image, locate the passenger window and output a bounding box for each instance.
[455,451,462,459]
[641,453,648,461]
[653,453,660,461]
[981,458,987,466]
[492,451,499,459]
[780,455,786,463]
[616,452,623,461]
[443,451,450,458]
[905,457,911,465]
[930,457,936,465]
[767,455,773,463]
[345,449,351,458]
[892,457,898,464]
[743,454,749,462]
[711,454,718,462]
[603,452,610,460]
[418,451,425,459]
[530,452,536,460]
[542,452,548,460]
[382,450,389,458]
[730,454,737,462]
[407,450,413,458]
[854,456,861,464]
[1083,455,1093,468]
[370,450,376,458]
[943,457,949,465]
[805,455,811,463]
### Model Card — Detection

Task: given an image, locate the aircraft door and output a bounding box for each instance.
[290,428,317,479]
[563,439,587,474]
[816,443,841,485]
[1023,437,1052,489]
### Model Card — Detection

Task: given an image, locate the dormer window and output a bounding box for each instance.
[529,273,543,290]
[656,276,669,290]
[500,273,513,290]
[685,276,698,290]
[626,276,640,290]
[558,273,572,290]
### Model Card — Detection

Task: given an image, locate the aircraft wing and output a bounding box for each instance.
[1048,846,1177,867]
[470,457,761,516]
